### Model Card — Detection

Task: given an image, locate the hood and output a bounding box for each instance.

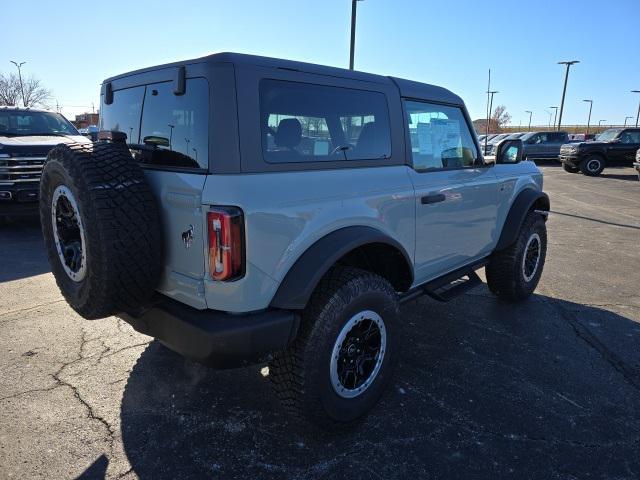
[0,135,92,147]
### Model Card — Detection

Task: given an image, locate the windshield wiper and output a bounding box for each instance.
[21,132,71,137]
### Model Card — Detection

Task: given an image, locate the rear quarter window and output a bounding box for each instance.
[259,79,391,164]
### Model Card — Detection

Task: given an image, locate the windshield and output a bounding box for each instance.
[0,110,78,137]
[595,129,621,142]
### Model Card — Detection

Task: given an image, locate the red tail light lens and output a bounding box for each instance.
[207,207,244,281]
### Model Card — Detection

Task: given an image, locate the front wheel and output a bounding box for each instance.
[579,155,605,176]
[486,212,547,302]
[269,267,399,429]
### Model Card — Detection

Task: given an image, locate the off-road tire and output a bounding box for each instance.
[40,142,162,319]
[579,154,605,176]
[486,212,547,302]
[269,266,399,430]
[562,164,579,173]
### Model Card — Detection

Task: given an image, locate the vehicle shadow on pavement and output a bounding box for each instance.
[0,216,50,283]
[118,292,640,479]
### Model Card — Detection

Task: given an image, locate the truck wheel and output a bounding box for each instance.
[562,164,579,173]
[40,142,162,319]
[579,155,605,176]
[486,212,547,302]
[269,266,399,429]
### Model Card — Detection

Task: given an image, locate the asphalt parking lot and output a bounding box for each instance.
[1,165,639,480]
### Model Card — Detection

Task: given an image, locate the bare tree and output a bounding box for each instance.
[0,73,21,106]
[21,76,52,108]
[0,72,52,108]
[491,105,512,130]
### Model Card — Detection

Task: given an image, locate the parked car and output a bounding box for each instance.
[633,147,640,181]
[486,133,526,156]
[519,131,569,162]
[559,128,640,176]
[39,52,549,428]
[568,133,596,142]
[0,107,91,219]
[482,133,510,155]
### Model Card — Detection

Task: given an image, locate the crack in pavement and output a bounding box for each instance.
[544,298,640,392]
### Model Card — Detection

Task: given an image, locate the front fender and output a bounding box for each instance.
[495,189,549,251]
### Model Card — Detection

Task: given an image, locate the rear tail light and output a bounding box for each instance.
[207,207,245,281]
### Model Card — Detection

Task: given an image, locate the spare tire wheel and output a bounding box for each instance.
[40,142,162,319]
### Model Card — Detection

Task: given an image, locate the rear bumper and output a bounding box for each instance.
[119,296,300,369]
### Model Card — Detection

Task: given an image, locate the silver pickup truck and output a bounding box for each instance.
[39,53,549,429]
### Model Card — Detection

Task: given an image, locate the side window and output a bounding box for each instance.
[622,131,640,143]
[547,132,564,143]
[100,86,144,142]
[403,100,478,170]
[260,80,391,163]
[137,78,209,169]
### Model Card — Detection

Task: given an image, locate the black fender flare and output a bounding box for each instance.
[270,226,413,310]
[495,189,549,251]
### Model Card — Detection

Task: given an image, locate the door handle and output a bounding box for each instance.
[421,193,446,205]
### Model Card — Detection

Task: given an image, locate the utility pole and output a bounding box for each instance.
[624,116,633,127]
[349,0,364,70]
[545,110,552,129]
[557,60,580,131]
[632,91,640,128]
[525,110,533,131]
[10,61,26,107]
[582,99,593,136]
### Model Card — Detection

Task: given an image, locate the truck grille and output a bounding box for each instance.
[0,156,46,186]
[560,145,577,155]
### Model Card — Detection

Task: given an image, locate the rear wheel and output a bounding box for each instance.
[562,163,579,173]
[579,155,605,176]
[486,212,547,302]
[40,142,162,319]
[269,267,399,430]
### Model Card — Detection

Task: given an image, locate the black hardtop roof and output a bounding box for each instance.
[102,52,464,105]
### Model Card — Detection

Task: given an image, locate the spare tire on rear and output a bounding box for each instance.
[40,142,162,319]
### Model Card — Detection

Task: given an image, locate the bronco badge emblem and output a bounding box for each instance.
[181,225,194,249]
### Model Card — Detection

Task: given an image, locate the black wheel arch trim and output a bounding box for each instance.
[270,226,414,310]
[494,189,549,252]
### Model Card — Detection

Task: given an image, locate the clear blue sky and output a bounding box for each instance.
[3,0,639,127]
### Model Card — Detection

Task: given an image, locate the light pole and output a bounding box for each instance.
[545,110,552,129]
[10,60,26,107]
[549,106,558,129]
[582,99,593,136]
[487,90,498,134]
[349,0,364,70]
[525,110,533,131]
[167,124,175,149]
[598,120,606,133]
[632,90,640,127]
[557,60,580,131]
[624,116,633,127]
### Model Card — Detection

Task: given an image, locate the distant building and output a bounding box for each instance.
[73,112,99,129]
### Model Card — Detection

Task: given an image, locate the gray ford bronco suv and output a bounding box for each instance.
[39,53,549,429]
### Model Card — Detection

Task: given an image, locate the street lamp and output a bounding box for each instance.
[582,99,593,136]
[486,90,498,135]
[349,0,365,70]
[549,106,558,129]
[632,90,640,128]
[598,119,606,133]
[525,110,533,131]
[624,116,633,127]
[10,60,26,107]
[167,124,175,149]
[557,60,580,131]
[545,110,552,129]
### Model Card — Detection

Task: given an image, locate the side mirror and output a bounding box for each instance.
[495,139,524,164]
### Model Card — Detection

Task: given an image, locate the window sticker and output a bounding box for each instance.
[416,122,433,155]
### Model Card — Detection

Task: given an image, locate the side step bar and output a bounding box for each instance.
[399,260,487,304]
